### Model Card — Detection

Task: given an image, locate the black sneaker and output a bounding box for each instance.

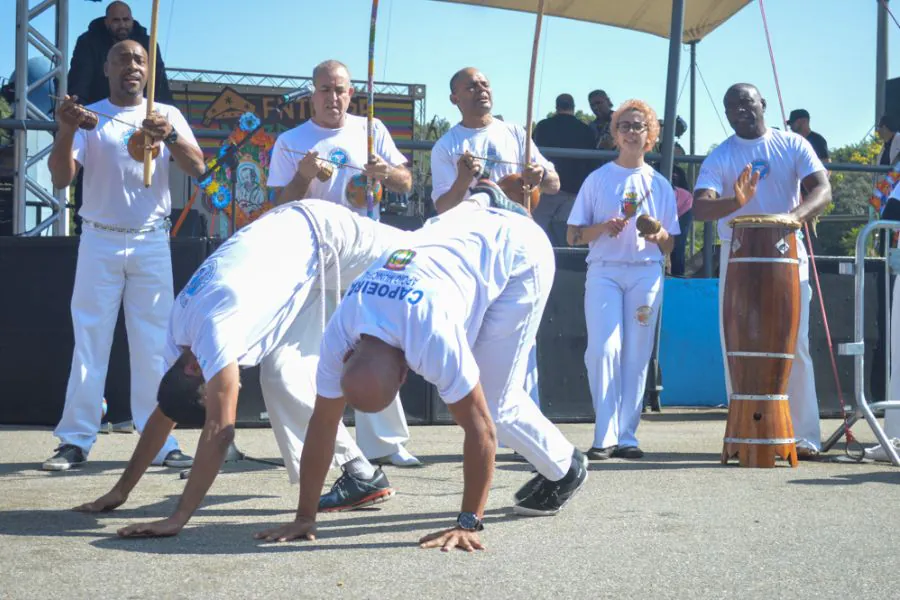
[162,450,194,468]
[42,444,86,471]
[513,449,588,516]
[318,467,396,513]
[586,446,617,460]
[611,446,644,459]
[513,472,546,503]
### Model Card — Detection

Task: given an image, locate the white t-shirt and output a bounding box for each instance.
[316,204,543,403]
[567,162,680,264]
[694,128,824,241]
[72,98,197,229]
[165,199,408,381]
[430,119,555,202]
[267,114,407,220]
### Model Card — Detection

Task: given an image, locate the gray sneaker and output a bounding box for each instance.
[42,444,86,471]
[161,450,193,468]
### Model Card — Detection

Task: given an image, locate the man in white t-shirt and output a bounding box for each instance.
[76,201,411,536]
[693,83,832,457]
[254,201,588,551]
[44,40,206,472]
[266,59,418,467]
[431,67,559,417]
[431,67,559,215]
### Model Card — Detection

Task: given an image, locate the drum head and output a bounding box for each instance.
[729,214,801,230]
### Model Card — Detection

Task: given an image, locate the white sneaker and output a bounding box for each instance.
[864,438,900,462]
[374,447,423,468]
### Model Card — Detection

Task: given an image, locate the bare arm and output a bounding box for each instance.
[692,165,759,222]
[117,362,241,537]
[275,172,313,205]
[48,96,84,189]
[384,164,412,193]
[566,220,622,246]
[447,383,496,516]
[48,127,80,189]
[434,152,483,214]
[791,170,832,222]
[253,394,344,543]
[540,169,561,195]
[165,134,206,179]
[74,407,175,512]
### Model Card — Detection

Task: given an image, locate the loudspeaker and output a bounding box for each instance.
[170,208,208,238]
[0,237,208,426]
[885,77,900,119]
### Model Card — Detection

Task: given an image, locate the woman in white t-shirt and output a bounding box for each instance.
[566,99,679,460]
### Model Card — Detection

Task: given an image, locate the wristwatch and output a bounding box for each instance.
[456,512,484,532]
[163,128,178,145]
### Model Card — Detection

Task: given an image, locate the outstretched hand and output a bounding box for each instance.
[254,518,317,543]
[73,489,127,513]
[419,527,485,553]
[734,164,760,207]
[117,517,184,538]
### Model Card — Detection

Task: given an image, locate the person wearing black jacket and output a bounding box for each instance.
[532,93,595,246]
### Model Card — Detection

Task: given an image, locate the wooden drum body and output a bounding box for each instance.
[721,215,802,468]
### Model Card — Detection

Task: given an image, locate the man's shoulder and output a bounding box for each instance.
[275,121,314,144]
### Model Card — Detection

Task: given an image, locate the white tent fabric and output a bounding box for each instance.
[433,0,751,42]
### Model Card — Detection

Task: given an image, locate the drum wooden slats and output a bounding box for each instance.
[721,218,801,468]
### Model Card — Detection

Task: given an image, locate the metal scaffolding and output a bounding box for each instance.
[13,0,69,236]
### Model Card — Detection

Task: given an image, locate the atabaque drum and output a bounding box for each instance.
[721,214,802,468]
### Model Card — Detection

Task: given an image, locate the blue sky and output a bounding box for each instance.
[0,0,896,154]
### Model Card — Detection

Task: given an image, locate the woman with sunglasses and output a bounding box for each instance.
[566,99,679,460]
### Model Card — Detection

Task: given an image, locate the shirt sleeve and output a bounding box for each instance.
[794,135,826,181]
[374,119,408,167]
[267,134,297,188]
[315,314,352,399]
[567,172,595,226]
[191,320,242,382]
[694,152,724,195]
[430,136,458,201]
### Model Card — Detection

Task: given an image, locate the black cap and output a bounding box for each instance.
[788,109,810,124]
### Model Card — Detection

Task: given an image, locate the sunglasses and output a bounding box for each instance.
[616,122,648,133]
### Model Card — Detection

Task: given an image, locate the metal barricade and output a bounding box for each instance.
[821,220,900,465]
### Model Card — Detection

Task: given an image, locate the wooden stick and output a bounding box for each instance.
[365,0,380,219]
[171,188,198,238]
[523,0,546,213]
[143,0,160,188]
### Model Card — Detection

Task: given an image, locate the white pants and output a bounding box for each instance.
[584,262,663,449]
[258,289,410,484]
[54,226,179,462]
[885,275,900,438]
[718,240,821,450]
[472,233,574,481]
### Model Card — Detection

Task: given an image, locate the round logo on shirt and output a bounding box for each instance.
[621,191,640,218]
[329,148,349,169]
[179,259,217,307]
[750,159,770,180]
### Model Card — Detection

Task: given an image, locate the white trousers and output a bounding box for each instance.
[258,287,410,484]
[54,226,179,462]
[885,275,900,438]
[472,235,574,481]
[718,240,821,450]
[584,262,663,449]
